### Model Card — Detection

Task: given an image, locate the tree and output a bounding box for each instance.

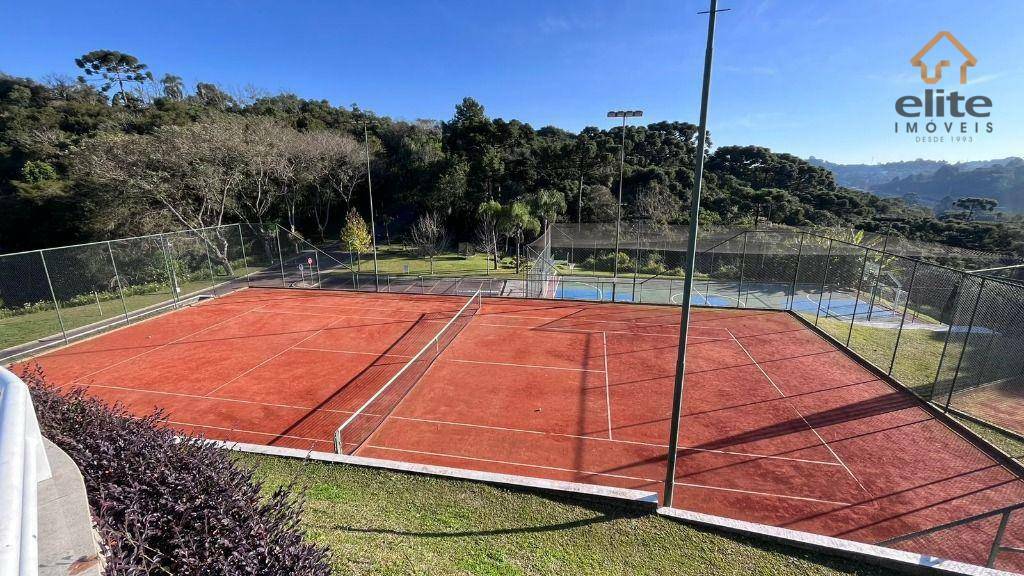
[532,188,566,231]
[496,201,541,273]
[74,50,153,107]
[339,209,372,270]
[410,213,449,274]
[953,197,999,221]
[477,200,502,270]
[160,74,184,101]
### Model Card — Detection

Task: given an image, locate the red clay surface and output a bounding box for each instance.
[14,287,1024,571]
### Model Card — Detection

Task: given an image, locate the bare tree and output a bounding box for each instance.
[410,213,449,275]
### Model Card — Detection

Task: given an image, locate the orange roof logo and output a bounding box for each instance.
[911,31,977,84]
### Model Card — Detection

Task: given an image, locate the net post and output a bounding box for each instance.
[236,224,250,288]
[275,227,287,287]
[107,241,130,325]
[889,260,918,375]
[788,232,805,310]
[39,250,68,345]
[846,247,872,347]
[814,239,833,326]
[943,277,985,413]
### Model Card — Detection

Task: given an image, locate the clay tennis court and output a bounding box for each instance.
[14,287,1024,570]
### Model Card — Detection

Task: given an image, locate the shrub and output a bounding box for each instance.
[23,367,331,576]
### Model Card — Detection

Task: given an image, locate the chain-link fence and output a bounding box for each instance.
[6,220,1024,442]
[0,223,250,362]
[533,222,1024,440]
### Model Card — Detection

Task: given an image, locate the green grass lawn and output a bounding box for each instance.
[338,245,518,277]
[0,269,261,352]
[238,453,886,576]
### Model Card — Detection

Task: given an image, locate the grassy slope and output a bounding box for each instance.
[238,454,886,576]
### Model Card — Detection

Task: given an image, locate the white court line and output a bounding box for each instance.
[291,346,603,374]
[466,320,728,341]
[482,312,732,334]
[446,357,605,374]
[602,331,613,440]
[726,328,871,498]
[388,415,843,466]
[366,445,854,506]
[249,308,402,322]
[166,419,331,445]
[75,381,352,414]
[205,314,351,396]
[71,303,268,383]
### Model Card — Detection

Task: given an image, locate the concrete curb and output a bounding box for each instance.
[207,440,661,508]
[37,439,102,576]
[657,507,1015,576]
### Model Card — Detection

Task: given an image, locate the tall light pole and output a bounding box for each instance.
[663,0,727,508]
[607,109,643,294]
[361,119,380,291]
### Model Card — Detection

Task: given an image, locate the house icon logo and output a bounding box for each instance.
[910,31,976,84]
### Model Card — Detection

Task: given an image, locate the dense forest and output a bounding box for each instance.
[2,51,1022,258]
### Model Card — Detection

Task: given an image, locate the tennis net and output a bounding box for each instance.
[333,289,484,455]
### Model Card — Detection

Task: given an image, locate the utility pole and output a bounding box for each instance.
[663,0,728,508]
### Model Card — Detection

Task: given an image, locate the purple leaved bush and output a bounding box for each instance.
[22,366,332,576]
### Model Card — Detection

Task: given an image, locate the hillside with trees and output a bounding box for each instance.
[808,157,1024,215]
[2,51,1023,259]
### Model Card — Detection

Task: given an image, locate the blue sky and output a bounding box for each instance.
[2,0,1021,163]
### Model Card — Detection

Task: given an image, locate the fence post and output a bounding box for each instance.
[313,251,322,288]
[814,239,834,326]
[703,245,714,305]
[107,241,130,325]
[788,233,805,310]
[275,229,287,287]
[237,224,250,288]
[633,222,641,300]
[39,251,68,345]
[866,234,890,321]
[736,231,748,307]
[987,510,1013,567]
[203,231,217,295]
[160,235,180,308]
[846,247,872,347]
[943,277,986,413]
[889,260,918,375]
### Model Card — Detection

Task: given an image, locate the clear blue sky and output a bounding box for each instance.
[2,0,1021,163]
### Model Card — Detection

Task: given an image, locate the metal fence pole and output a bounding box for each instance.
[814,239,834,326]
[275,229,287,287]
[203,232,217,294]
[788,232,805,310]
[107,241,130,325]
[889,261,918,375]
[736,231,748,307]
[39,251,68,345]
[160,235,180,308]
[846,247,872,347]
[313,251,323,288]
[987,511,1013,568]
[237,224,250,288]
[865,235,890,321]
[943,277,986,412]
[929,272,966,399]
